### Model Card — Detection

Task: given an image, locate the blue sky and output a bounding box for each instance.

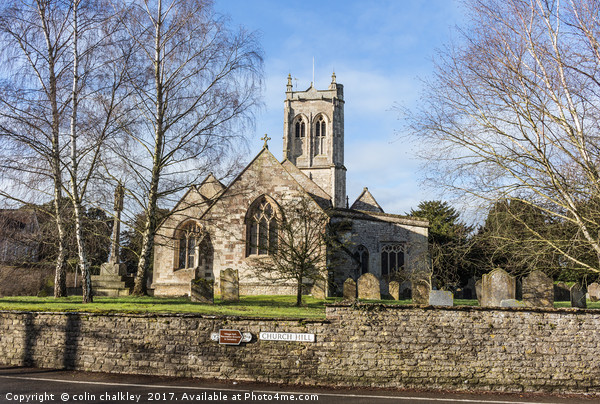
[214,0,465,215]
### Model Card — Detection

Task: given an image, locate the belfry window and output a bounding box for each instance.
[381,243,404,276]
[177,221,202,269]
[295,119,306,138]
[354,245,369,275]
[315,116,326,155]
[246,196,278,256]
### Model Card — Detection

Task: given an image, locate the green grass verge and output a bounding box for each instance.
[0,296,597,318]
[0,295,339,319]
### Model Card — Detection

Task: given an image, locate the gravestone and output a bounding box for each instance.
[400,282,412,299]
[343,278,357,300]
[463,277,477,300]
[570,283,587,308]
[500,299,525,307]
[554,282,570,301]
[481,268,516,307]
[429,290,453,306]
[411,279,430,305]
[588,282,600,302]
[357,273,380,300]
[522,270,554,308]
[388,281,400,300]
[475,280,482,305]
[220,268,239,301]
[190,279,213,304]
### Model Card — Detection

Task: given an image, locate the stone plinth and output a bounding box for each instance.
[91,263,131,296]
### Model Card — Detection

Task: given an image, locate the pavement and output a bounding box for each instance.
[0,367,597,404]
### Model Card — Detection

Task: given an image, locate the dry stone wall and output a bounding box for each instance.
[1,304,600,393]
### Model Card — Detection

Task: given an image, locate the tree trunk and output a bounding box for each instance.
[296,269,303,307]
[133,0,164,296]
[42,3,67,298]
[69,0,93,303]
[53,205,67,298]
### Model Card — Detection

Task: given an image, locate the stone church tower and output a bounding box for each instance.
[283,73,346,208]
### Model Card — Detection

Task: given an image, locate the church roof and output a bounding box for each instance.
[331,208,429,228]
[350,187,384,213]
[197,146,333,221]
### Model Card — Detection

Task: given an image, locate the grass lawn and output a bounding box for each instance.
[0,295,598,318]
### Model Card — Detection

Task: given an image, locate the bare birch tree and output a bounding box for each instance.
[408,0,600,274]
[0,0,73,297]
[0,1,132,301]
[111,0,262,295]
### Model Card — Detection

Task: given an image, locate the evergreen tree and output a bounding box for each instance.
[409,201,472,288]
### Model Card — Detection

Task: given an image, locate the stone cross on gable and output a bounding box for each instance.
[261,134,271,149]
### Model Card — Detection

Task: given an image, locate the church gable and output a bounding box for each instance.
[351,187,384,213]
[196,173,225,200]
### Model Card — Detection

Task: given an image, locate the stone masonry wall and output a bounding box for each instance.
[1,304,599,393]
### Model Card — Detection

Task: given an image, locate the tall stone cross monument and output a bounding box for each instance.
[102,184,127,275]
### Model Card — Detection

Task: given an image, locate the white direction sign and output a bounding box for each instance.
[259,332,315,342]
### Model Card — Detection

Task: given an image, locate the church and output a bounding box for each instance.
[151,74,429,297]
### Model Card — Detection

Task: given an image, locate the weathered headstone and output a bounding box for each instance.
[220,268,239,301]
[357,273,380,300]
[500,299,525,307]
[475,279,482,305]
[554,282,570,301]
[522,270,554,308]
[589,282,600,302]
[400,282,412,299]
[388,281,400,300]
[343,278,357,300]
[481,268,516,307]
[570,283,587,308]
[311,279,327,299]
[190,279,213,303]
[429,290,453,306]
[411,279,430,305]
[463,277,476,300]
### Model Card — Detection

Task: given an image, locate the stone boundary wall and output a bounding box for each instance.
[1,304,599,393]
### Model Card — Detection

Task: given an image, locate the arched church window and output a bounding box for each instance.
[354,245,369,275]
[295,119,306,138]
[314,115,326,155]
[381,243,404,276]
[176,221,202,269]
[246,196,279,256]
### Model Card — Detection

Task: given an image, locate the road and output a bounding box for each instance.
[0,367,596,404]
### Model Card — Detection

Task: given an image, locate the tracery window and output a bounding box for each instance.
[295,118,306,138]
[177,221,202,269]
[314,115,326,155]
[354,245,369,275]
[246,196,278,256]
[381,243,404,276]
